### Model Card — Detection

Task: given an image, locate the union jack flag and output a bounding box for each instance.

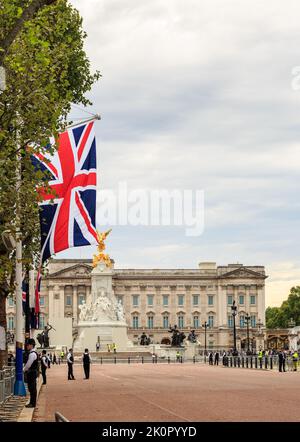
[32,120,98,262]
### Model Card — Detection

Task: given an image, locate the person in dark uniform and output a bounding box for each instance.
[214,351,219,366]
[82,349,92,379]
[278,351,284,372]
[67,348,75,380]
[23,338,38,408]
[41,350,48,384]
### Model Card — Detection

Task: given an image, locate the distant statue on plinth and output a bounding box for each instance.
[37,323,54,348]
[140,332,150,345]
[187,329,198,343]
[169,325,186,347]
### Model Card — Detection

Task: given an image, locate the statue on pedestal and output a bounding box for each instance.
[168,325,186,347]
[187,329,198,343]
[37,323,54,348]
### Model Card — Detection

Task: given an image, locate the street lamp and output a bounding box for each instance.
[202,321,208,356]
[231,300,238,355]
[245,313,251,354]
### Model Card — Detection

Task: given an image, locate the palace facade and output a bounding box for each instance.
[6,260,267,350]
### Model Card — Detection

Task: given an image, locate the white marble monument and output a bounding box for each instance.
[74,261,130,351]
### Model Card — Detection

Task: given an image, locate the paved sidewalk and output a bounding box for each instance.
[33,363,300,422]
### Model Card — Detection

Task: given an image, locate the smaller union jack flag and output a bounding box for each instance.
[32,120,98,262]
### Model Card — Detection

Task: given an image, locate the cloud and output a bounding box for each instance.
[66,0,300,306]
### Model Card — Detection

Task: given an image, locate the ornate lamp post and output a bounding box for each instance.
[231,300,238,355]
[203,321,208,356]
[245,313,251,354]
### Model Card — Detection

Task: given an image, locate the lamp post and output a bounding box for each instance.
[245,313,251,354]
[203,321,208,356]
[231,300,238,355]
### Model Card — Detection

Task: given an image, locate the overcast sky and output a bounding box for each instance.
[58,0,300,307]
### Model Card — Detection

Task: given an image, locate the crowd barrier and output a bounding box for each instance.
[0,367,15,405]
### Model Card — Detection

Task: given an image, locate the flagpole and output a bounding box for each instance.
[14,120,26,396]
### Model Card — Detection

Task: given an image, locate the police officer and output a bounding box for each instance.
[67,348,75,380]
[258,349,263,369]
[292,350,299,371]
[82,348,92,379]
[41,350,48,384]
[23,338,38,408]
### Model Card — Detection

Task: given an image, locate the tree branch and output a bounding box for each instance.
[0,0,58,65]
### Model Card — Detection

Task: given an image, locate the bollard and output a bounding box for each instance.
[156,356,158,364]
[230,357,233,367]
[265,357,268,370]
[238,357,240,368]
[250,357,253,369]
[193,356,196,364]
[242,357,244,368]
[270,357,273,370]
[168,356,170,364]
[114,357,117,364]
[128,357,130,364]
[142,356,144,364]
[234,357,236,367]
[180,356,183,364]
[246,357,249,368]
[255,357,258,369]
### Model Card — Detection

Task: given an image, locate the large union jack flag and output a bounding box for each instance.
[32,120,98,262]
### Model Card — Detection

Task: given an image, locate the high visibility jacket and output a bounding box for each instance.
[258,351,263,359]
[292,352,299,361]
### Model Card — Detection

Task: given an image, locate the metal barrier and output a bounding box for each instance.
[55,411,69,422]
[0,367,15,405]
[223,356,300,371]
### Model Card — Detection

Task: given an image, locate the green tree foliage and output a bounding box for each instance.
[0,0,100,366]
[266,286,300,328]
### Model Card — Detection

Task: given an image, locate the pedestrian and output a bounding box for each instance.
[82,348,92,379]
[60,350,65,362]
[214,351,219,366]
[41,350,48,384]
[176,350,180,362]
[53,353,57,364]
[113,343,117,354]
[278,350,284,372]
[47,353,51,368]
[292,350,299,371]
[208,352,213,365]
[96,342,100,352]
[258,349,263,369]
[107,344,111,353]
[23,338,39,408]
[67,348,75,380]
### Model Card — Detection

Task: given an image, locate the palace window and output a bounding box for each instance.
[250,295,256,305]
[66,295,72,306]
[240,315,245,328]
[132,295,139,307]
[147,316,154,329]
[78,295,85,305]
[162,295,169,307]
[132,316,139,328]
[193,295,199,306]
[239,295,244,305]
[208,315,214,328]
[39,296,45,307]
[39,314,45,330]
[147,295,154,306]
[208,295,214,306]
[8,316,14,330]
[228,316,233,328]
[227,295,233,305]
[251,315,256,327]
[178,295,184,306]
[163,316,169,328]
[8,297,14,307]
[193,316,199,328]
[178,315,184,328]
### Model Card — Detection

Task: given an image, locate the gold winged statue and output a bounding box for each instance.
[92,228,112,268]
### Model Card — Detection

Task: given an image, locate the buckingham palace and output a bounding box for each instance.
[6,260,267,350]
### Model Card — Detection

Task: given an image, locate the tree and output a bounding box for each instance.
[0,0,58,66]
[266,286,300,328]
[0,0,100,367]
